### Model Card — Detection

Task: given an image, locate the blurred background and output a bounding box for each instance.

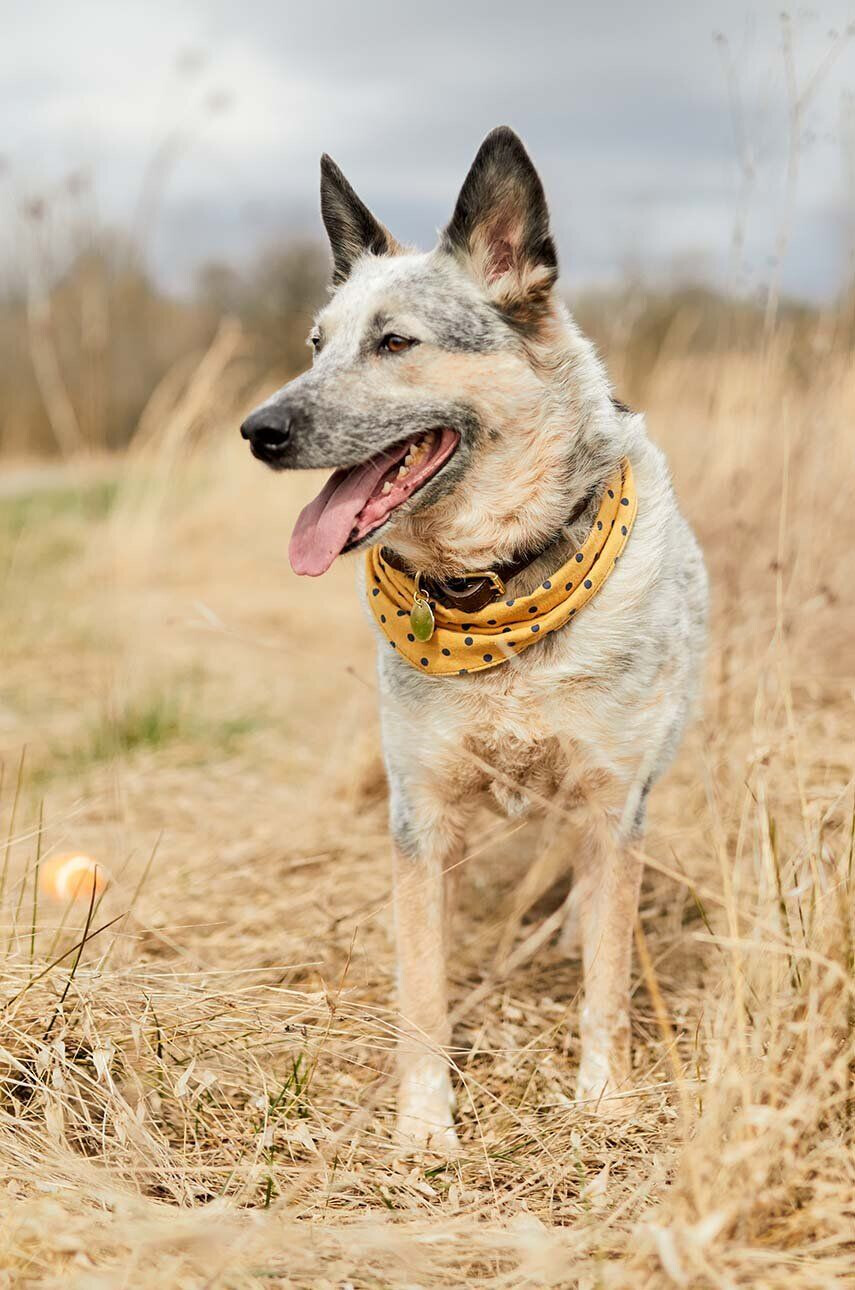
[2,0,855,455]
[2,5,855,1283]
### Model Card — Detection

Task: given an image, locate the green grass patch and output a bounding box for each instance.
[0,476,120,579]
[84,698,260,764]
[86,693,187,761]
[0,477,119,533]
[42,691,262,778]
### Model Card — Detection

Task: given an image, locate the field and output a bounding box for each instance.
[0,324,853,1288]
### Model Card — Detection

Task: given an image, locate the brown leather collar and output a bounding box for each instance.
[379,547,529,612]
[379,492,594,614]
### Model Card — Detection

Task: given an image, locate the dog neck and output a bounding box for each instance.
[380,482,601,611]
[380,308,632,589]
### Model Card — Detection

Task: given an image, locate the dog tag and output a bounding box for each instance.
[410,596,435,642]
[410,575,435,642]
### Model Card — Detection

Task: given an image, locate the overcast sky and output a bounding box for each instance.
[3,0,855,300]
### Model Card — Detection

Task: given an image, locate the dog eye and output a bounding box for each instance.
[308,331,321,350]
[379,334,416,354]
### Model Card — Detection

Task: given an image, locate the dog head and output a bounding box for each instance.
[241,127,607,578]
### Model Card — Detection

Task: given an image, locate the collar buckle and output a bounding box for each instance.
[445,569,506,600]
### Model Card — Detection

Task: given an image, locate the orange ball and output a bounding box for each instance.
[39,853,108,902]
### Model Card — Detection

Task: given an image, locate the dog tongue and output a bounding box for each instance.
[289,450,401,576]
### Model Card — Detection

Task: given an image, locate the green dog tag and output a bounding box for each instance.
[410,597,435,642]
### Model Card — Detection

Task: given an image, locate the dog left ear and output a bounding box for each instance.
[442,127,558,323]
[320,154,403,285]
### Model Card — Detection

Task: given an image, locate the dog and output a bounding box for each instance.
[241,127,708,1151]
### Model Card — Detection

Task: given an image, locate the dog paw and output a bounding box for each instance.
[575,1079,633,1118]
[576,1048,633,1118]
[395,1113,461,1156]
[396,1061,459,1154]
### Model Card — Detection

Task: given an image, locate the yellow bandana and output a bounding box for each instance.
[365,458,636,676]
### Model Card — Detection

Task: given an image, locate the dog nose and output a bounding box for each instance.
[240,406,294,465]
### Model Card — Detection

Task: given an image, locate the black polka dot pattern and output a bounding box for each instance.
[365,457,635,674]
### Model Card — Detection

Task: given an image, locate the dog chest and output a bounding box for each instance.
[454,680,579,814]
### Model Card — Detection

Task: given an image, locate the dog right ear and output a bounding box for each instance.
[320,155,402,285]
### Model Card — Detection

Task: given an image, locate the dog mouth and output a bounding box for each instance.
[288,427,460,576]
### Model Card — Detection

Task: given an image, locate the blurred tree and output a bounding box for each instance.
[0,236,330,455]
[240,240,329,376]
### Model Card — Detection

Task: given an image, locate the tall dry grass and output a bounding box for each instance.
[0,231,328,457]
[0,309,852,1287]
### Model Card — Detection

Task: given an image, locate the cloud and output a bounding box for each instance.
[3,0,855,299]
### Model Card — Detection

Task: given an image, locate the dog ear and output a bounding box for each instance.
[320,154,402,285]
[442,127,558,323]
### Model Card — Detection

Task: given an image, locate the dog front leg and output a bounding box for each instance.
[574,838,643,1114]
[389,779,465,1153]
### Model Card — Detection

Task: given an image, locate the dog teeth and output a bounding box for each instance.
[396,430,435,481]
[381,481,392,495]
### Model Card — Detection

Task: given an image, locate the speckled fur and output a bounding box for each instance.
[243,128,709,1150]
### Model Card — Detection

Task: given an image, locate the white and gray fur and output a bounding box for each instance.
[242,127,708,1150]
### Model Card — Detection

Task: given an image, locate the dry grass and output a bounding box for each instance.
[0,334,853,1288]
